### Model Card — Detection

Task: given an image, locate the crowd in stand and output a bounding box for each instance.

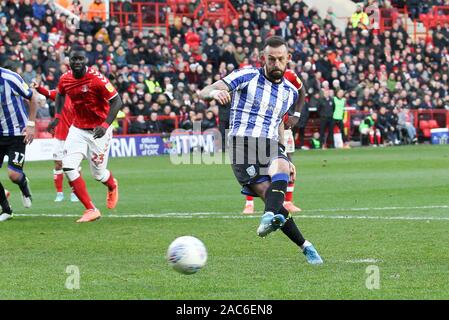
[0,0,449,147]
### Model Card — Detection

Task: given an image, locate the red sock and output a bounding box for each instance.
[369,133,374,144]
[285,182,294,202]
[376,132,381,144]
[103,171,117,191]
[246,196,253,201]
[54,170,63,193]
[69,176,95,210]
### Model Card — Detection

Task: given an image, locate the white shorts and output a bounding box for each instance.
[62,125,113,179]
[53,139,65,161]
[283,129,295,154]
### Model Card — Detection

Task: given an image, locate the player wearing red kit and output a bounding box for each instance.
[243,68,305,214]
[34,83,78,202]
[49,48,123,223]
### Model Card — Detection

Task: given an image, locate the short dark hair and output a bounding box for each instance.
[69,46,86,57]
[263,36,288,50]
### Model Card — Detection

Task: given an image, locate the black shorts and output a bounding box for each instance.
[0,136,26,172]
[229,136,289,197]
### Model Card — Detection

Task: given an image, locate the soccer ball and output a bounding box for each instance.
[167,236,207,275]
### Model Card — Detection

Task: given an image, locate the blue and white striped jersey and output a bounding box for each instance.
[222,67,298,141]
[0,67,33,136]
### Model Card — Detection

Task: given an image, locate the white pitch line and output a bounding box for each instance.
[304,205,449,212]
[13,213,449,221]
[345,258,382,264]
[11,204,449,220]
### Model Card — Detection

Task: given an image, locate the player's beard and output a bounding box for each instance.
[266,66,285,82]
[70,63,86,78]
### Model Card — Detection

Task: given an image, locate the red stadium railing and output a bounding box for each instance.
[346,109,449,142]
[192,0,239,26]
[34,110,449,145]
[109,1,169,33]
[420,6,449,28]
[167,0,197,20]
[110,0,238,33]
[419,6,449,42]
[379,7,408,32]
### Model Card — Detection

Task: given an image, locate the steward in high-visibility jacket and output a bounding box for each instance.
[351,5,369,29]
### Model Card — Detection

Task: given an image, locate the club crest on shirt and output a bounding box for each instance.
[246,165,256,177]
[283,91,290,101]
[81,85,89,92]
[105,83,114,93]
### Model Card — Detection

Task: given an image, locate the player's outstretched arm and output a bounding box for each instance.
[286,85,306,129]
[93,94,123,139]
[24,88,38,144]
[199,80,231,105]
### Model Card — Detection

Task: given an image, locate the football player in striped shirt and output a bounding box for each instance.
[200,36,323,264]
[0,67,38,222]
[243,68,304,214]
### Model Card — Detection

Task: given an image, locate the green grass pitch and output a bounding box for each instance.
[1,145,449,299]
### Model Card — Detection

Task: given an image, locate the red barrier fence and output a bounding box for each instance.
[380,7,408,32]
[346,109,449,142]
[420,6,449,29]
[109,1,169,32]
[35,110,449,145]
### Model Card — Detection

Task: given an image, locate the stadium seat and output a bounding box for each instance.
[419,120,430,130]
[429,120,439,129]
[422,129,431,138]
[419,120,431,139]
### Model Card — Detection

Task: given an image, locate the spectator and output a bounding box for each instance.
[129,115,148,134]
[160,105,176,132]
[87,0,106,22]
[22,62,36,84]
[182,111,196,130]
[147,112,162,133]
[360,112,381,146]
[398,107,418,143]
[36,95,51,119]
[297,92,315,149]
[132,100,150,117]
[377,106,399,145]
[331,89,348,148]
[318,89,334,148]
[351,4,369,29]
[32,0,47,21]
[68,0,84,17]
[17,0,33,22]
[201,110,217,131]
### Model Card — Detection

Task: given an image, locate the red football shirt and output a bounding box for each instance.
[36,86,74,140]
[283,69,303,123]
[57,67,118,129]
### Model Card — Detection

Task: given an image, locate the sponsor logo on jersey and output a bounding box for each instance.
[105,83,114,93]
